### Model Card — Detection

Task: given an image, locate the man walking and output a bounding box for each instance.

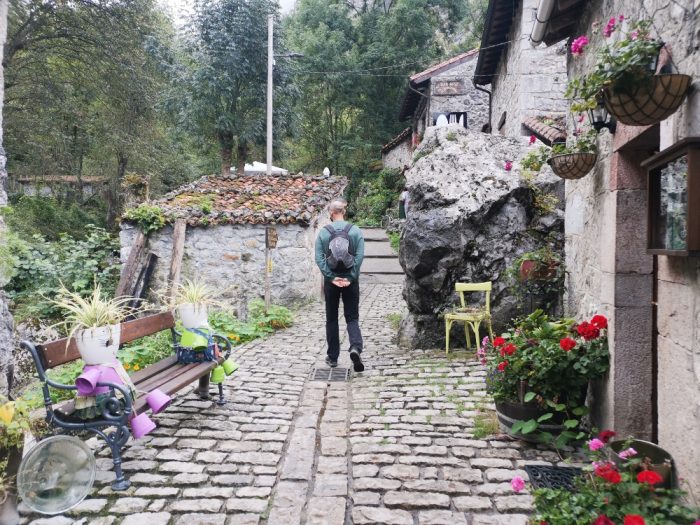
[315,198,365,372]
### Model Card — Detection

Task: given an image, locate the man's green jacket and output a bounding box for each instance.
[315,221,365,283]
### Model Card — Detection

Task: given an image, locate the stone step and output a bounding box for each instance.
[361,258,403,274]
[362,228,390,241]
[364,242,396,257]
[361,273,405,284]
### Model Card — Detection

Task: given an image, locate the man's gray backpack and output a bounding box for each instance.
[325,223,356,272]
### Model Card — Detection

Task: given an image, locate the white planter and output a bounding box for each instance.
[178,303,209,329]
[75,324,121,365]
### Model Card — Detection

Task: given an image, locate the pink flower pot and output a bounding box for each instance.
[130,412,156,439]
[146,389,171,415]
[75,368,102,396]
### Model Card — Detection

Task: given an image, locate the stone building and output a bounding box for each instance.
[477,0,700,495]
[473,0,568,138]
[120,173,345,309]
[381,128,412,171]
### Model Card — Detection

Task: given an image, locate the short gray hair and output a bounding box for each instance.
[329,198,347,214]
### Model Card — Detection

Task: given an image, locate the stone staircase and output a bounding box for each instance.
[360,228,404,284]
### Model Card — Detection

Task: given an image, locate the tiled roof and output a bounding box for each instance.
[409,49,480,84]
[127,173,346,228]
[381,128,412,154]
[522,117,567,146]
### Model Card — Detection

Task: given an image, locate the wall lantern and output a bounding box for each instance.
[588,99,617,133]
[641,137,700,256]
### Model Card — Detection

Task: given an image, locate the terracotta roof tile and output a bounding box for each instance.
[381,127,412,153]
[522,117,567,146]
[410,49,479,84]
[128,173,346,228]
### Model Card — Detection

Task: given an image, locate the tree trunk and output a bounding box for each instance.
[107,152,128,227]
[236,141,248,177]
[218,131,233,177]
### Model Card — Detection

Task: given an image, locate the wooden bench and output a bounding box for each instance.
[21,312,232,491]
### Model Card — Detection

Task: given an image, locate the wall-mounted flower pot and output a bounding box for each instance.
[548,153,598,180]
[603,74,692,126]
[519,260,559,281]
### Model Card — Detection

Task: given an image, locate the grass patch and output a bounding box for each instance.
[386,312,402,331]
[472,410,499,439]
[388,231,400,253]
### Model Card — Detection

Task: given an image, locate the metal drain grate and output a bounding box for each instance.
[524,465,582,491]
[310,367,350,382]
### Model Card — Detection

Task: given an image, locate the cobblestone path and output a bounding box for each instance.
[25,284,555,525]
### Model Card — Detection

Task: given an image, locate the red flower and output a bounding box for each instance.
[529,135,536,145]
[591,314,608,329]
[592,516,615,525]
[598,430,616,443]
[595,464,621,484]
[560,337,576,351]
[577,321,600,341]
[493,336,506,347]
[505,160,513,171]
[637,470,663,485]
[497,360,508,371]
[500,343,517,357]
[624,516,645,525]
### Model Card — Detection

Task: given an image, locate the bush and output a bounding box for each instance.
[350,168,403,226]
[122,203,167,234]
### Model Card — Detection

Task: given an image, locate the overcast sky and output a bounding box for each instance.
[159,0,297,24]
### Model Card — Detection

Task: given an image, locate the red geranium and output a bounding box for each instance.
[637,470,663,485]
[591,314,608,330]
[577,321,600,341]
[592,516,615,525]
[598,430,616,443]
[500,343,517,357]
[493,336,506,347]
[559,337,576,351]
[595,464,622,484]
[497,360,508,371]
[624,515,646,525]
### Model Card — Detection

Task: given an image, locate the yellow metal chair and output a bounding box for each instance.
[445,282,494,354]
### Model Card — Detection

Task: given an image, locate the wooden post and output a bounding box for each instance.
[264,229,271,313]
[167,219,187,301]
[116,230,146,298]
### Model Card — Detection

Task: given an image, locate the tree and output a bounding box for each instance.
[173,0,287,177]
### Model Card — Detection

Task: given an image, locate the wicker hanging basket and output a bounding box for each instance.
[603,74,692,126]
[547,152,597,180]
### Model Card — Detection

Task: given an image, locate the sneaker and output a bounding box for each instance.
[325,356,338,368]
[349,347,365,372]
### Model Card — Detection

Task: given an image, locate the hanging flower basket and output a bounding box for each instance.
[547,152,597,180]
[603,74,692,126]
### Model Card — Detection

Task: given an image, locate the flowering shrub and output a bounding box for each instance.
[484,310,609,445]
[566,17,664,112]
[530,432,700,524]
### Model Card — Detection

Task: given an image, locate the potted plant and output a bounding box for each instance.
[173,278,215,329]
[0,396,45,524]
[566,17,692,126]
[515,247,563,281]
[527,431,699,524]
[53,284,133,365]
[521,129,598,180]
[484,310,610,447]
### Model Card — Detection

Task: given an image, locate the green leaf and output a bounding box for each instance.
[521,419,538,434]
[537,413,554,423]
[524,392,536,403]
[510,420,525,434]
[555,404,566,412]
[563,419,579,429]
[572,406,588,416]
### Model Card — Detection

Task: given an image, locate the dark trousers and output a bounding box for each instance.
[324,279,363,361]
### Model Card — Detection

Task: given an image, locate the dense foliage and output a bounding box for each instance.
[349,168,403,226]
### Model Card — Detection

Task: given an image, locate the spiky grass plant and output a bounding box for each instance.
[173,278,216,307]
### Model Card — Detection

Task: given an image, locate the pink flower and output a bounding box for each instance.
[618,14,625,22]
[588,438,605,451]
[578,114,585,123]
[630,30,639,40]
[505,160,513,171]
[529,134,536,145]
[511,476,526,492]
[618,447,637,459]
[603,17,616,37]
[570,35,589,56]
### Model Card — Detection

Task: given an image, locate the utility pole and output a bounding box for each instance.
[266,14,273,176]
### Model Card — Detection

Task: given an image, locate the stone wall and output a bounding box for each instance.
[398,125,564,348]
[426,56,490,132]
[382,138,412,170]
[565,0,700,496]
[120,220,324,312]
[490,0,568,137]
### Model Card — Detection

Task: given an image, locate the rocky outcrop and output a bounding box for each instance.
[398,125,564,349]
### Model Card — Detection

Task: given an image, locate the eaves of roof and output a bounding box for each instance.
[522,117,567,146]
[381,127,412,154]
[473,0,520,86]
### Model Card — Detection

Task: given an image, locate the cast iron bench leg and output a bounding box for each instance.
[101,423,132,491]
[217,383,225,406]
[198,375,210,399]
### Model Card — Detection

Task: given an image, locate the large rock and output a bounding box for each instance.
[398,126,564,349]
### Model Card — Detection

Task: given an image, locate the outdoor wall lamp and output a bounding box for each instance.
[588,100,617,134]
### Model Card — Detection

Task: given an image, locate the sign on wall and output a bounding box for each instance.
[433,79,466,96]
